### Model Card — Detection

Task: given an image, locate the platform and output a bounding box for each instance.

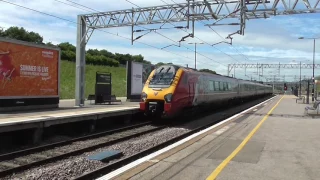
[0,100,139,134]
[103,95,320,180]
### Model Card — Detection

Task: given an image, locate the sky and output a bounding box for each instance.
[0,0,320,82]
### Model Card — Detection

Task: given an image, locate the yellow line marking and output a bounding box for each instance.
[206,95,284,180]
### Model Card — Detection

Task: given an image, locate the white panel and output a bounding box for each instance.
[131,62,143,95]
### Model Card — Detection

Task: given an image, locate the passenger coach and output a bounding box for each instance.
[139,64,273,119]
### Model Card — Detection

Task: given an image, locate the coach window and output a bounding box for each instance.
[209,81,214,91]
[223,82,227,91]
[219,82,223,91]
[215,81,219,91]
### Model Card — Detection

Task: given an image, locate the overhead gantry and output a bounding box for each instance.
[75,0,320,106]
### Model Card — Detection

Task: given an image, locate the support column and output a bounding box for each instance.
[75,15,87,107]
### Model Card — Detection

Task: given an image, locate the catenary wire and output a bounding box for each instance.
[0,0,212,67]
[61,0,236,67]
[53,0,216,67]
[1,0,254,78]
[168,0,251,62]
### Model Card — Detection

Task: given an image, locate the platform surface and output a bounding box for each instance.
[0,99,139,133]
[110,95,320,180]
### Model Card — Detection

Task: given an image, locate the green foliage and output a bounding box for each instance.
[58,42,76,52]
[61,50,76,62]
[0,26,43,44]
[0,26,150,67]
[199,68,217,74]
[155,62,173,67]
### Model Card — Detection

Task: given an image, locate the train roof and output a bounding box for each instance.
[155,64,272,87]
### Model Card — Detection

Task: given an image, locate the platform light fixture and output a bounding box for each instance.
[298,36,320,102]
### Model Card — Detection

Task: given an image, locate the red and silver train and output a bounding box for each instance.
[139,64,273,119]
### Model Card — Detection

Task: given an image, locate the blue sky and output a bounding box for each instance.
[0,0,319,82]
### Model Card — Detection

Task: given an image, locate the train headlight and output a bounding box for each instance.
[164,93,173,103]
[141,92,147,102]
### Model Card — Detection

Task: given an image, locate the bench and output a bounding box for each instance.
[304,101,320,115]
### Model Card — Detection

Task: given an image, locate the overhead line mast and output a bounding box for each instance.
[75,0,320,106]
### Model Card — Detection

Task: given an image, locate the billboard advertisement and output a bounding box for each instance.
[0,40,59,98]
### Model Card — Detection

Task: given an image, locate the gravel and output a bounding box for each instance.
[3,127,189,180]
[0,125,156,173]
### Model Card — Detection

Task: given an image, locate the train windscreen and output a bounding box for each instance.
[148,65,177,88]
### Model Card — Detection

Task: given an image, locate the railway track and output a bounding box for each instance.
[74,95,274,180]
[0,121,166,178]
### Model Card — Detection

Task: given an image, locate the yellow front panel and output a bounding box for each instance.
[142,68,184,101]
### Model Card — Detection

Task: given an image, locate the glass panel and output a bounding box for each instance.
[215,81,219,91]
[149,65,177,88]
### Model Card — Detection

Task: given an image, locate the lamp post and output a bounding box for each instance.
[188,42,204,69]
[300,61,301,97]
[298,36,319,102]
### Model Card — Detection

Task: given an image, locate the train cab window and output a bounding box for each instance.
[149,65,178,88]
[215,81,219,91]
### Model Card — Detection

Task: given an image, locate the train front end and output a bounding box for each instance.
[139,65,182,119]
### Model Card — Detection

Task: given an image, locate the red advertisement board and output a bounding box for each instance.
[0,40,59,97]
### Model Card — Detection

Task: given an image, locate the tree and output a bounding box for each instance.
[199,69,216,74]
[46,42,57,47]
[0,26,43,43]
[155,62,173,67]
[1,25,157,68]
[58,42,76,52]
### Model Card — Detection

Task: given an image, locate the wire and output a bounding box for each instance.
[163,0,244,63]
[0,0,216,68]
[124,0,247,71]
[57,0,219,67]
[0,0,75,24]
[66,0,251,77]
[198,18,251,62]
[0,0,253,78]
[166,0,259,78]
[64,0,101,13]
[53,0,92,12]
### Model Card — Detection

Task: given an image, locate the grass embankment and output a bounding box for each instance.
[60,61,126,99]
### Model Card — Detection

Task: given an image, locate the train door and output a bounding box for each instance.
[188,82,195,105]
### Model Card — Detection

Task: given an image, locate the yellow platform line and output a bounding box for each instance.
[206,95,284,180]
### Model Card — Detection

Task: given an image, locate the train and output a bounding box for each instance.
[139,64,273,119]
